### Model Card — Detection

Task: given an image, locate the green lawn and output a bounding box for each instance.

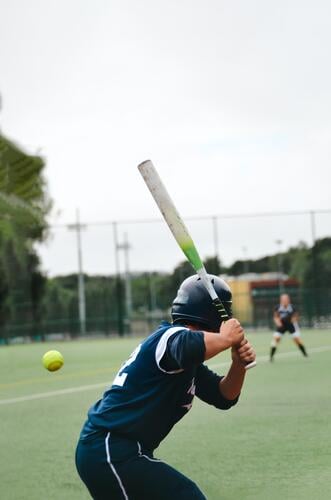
[1,329,331,500]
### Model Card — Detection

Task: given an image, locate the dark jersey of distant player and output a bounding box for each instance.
[274,303,296,325]
[80,321,238,451]
[274,303,297,334]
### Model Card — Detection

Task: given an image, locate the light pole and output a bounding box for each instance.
[117,233,132,333]
[68,210,87,335]
[212,216,219,262]
[275,239,284,294]
[242,246,249,274]
[148,272,157,314]
[113,222,124,336]
[310,210,318,318]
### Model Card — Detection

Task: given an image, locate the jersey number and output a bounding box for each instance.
[112,344,141,387]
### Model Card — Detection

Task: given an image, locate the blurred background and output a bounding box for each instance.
[1,0,331,342]
[1,4,331,500]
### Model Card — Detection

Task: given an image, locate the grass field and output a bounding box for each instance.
[1,329,331,500]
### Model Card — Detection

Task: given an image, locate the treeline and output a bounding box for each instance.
[1,130,331,339]
[42,240,331,336]
[41,262,214,336]
[227,239,331,289]
[0,133,50,341]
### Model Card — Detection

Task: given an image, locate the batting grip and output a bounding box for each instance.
[212,298,256,370]
[212,298,230,321]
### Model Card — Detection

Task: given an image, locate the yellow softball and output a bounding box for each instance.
[42,350,64,372]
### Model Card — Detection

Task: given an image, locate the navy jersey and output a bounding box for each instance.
[274,304,296,325]
[80,322,238,451]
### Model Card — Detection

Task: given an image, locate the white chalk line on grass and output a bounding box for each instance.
[1,345,331,406]
[0,382,111,405]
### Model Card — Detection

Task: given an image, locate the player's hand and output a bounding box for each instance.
[231,338,256,366]
[219,318,244,349]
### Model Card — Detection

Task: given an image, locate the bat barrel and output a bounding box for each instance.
[138,159,256,371]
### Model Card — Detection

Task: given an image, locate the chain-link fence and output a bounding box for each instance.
[1,209,331,344]
[1,282,330,344]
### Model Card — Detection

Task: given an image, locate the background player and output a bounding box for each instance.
[75,274,256,500]
[270,293,308,361]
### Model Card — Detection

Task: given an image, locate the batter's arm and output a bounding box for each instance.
[218,359,246,401]
[219,338,256,400]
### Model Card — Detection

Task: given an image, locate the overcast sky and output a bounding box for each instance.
[1,0,330,275]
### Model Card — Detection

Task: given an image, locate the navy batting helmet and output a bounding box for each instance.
[171,274,232,332]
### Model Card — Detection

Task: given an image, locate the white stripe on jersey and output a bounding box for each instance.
[105,433,129,500]
[137,441,163,463]
[155,326,188,374]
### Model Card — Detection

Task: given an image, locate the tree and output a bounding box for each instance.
[204,256,223,275]
[0,133,51,340]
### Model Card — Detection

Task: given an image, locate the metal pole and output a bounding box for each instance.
[242,246,249,274]
[310,211,316,246]
[310,210,318,319]
[68,210,86,335]
[113,222,124,336]
[121,233,132,332]
[212,216,219,261]
[275,239,284,294]
[149,272,157,313]
[77,210,86,334]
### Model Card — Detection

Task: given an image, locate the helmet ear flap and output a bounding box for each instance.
[171,274,232,332]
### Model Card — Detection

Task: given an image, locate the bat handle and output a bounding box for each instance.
[212,299,256,370]
[244,360,257,370]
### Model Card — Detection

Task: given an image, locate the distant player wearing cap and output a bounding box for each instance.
[75,274,256,499]
[270,293,308,362]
